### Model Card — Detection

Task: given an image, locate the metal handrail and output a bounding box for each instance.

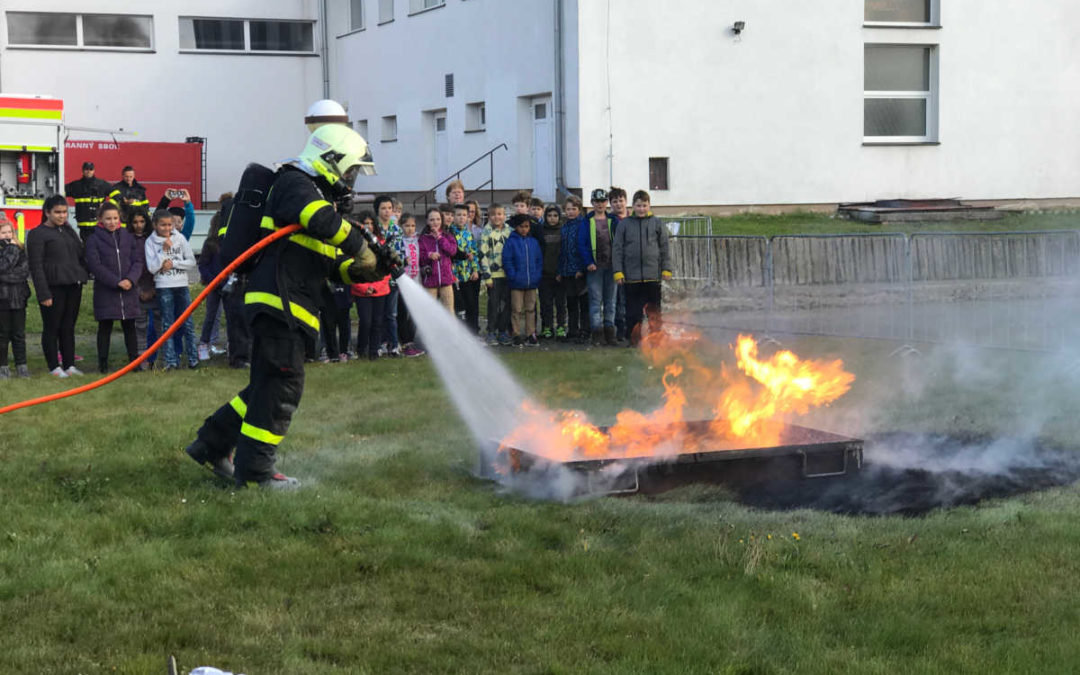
[411,143,508,211]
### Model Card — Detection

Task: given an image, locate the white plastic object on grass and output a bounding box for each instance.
[189,668,246,675]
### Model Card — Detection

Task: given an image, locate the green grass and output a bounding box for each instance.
[677,209,1080,237]
[3,327,1080,674]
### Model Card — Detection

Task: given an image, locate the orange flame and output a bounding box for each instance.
[500,332,854,463]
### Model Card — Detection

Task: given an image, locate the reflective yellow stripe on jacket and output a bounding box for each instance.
[244,291,320,331]
[261,215,337,259]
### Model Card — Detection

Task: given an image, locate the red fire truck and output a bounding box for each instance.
[0,94,204,241]
[0,95,64,240]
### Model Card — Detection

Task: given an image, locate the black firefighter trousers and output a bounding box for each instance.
[193,315,305,483]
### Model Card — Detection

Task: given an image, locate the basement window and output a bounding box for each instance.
[649,157,669,191]
[466,102,486,132]
[381,115,398,142]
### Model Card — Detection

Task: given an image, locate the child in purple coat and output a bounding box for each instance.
[418,207,457,313]
[84,203,143,373]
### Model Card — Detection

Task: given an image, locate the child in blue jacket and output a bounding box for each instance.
[501,214,543,347]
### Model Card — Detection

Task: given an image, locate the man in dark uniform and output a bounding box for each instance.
[184,124,389,489]
[107,165,149,219]
[65,161,112,243]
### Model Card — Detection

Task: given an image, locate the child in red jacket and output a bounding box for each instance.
[350,211,390,360]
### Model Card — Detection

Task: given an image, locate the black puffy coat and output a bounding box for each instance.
[26,223,89,302]
[84,225,143,321]
[0,241,31,310]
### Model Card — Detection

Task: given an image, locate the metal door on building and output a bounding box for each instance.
[532,97,554,201]
[434,112,448,185]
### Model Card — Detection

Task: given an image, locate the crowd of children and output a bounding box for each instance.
[0,183,671,378]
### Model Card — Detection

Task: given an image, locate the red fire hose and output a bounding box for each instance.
[0,224,301,416]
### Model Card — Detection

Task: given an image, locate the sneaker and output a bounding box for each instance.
[556,326,568,339]
[162,363,179,372]
[339,352,350,362]
[377,346,388,358]
[240,472,301,491]
[16,364,30,378]
[485,333,499,346]
[527,334,540,347]
[388,346,402,358]
[512,335,523,347]
[50,366,69,378]
[0,366,9,379]
[541,328,553,340]
[209,345,227,356]
[197,343,211,361]
[188,361,199,370]
[64,366,84,376]
[402,345,425,357]
[498,332,513,346]
[185,441,234,482]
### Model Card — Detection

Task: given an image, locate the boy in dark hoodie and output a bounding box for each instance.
[557,195,588,342]
[538,204,566,339]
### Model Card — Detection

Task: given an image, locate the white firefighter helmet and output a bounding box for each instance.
[293,124,376,196]
[304,99,349,132]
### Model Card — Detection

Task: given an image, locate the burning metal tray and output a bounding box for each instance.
[486,421,864,497]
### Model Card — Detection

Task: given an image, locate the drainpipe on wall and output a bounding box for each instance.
[554,0,572,199]
[319,0,331,99]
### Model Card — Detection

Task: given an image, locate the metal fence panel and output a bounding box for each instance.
[668,229,1080,354]
[768,234,912,342]
[667,235,770,334]
[908,231,1080,352]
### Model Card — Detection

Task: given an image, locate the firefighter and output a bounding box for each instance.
[65,161,113,243]
[184,124,389,489]
[107,165,150,218]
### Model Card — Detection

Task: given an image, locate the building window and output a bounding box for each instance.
[7,12,152,50]
[381,115,398,142]
[466,102,485,132]
[379,0,395,24]
[179,18,315,53]
[250,20,314,51]
[865,0,937,26]
[649,158,669,191]
[350,0,364,31]
[864,44,937,142]
[445,74,455,98]
[356,119,369,141]
[181,18,245,50]
[409,0,445,15]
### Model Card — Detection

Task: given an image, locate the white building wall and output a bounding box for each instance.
[0,0,322,200]
[576,0,1080,206]
[329,0,557,200]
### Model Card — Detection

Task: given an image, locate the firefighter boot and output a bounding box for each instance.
[185,440,235,482]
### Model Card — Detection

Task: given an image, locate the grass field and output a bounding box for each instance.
[4,211,1080,674]
[4,314,1080,674]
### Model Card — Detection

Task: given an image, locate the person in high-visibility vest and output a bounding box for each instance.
[107,165,150,219]
[184,124,389,490]
[65,161,112,243]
